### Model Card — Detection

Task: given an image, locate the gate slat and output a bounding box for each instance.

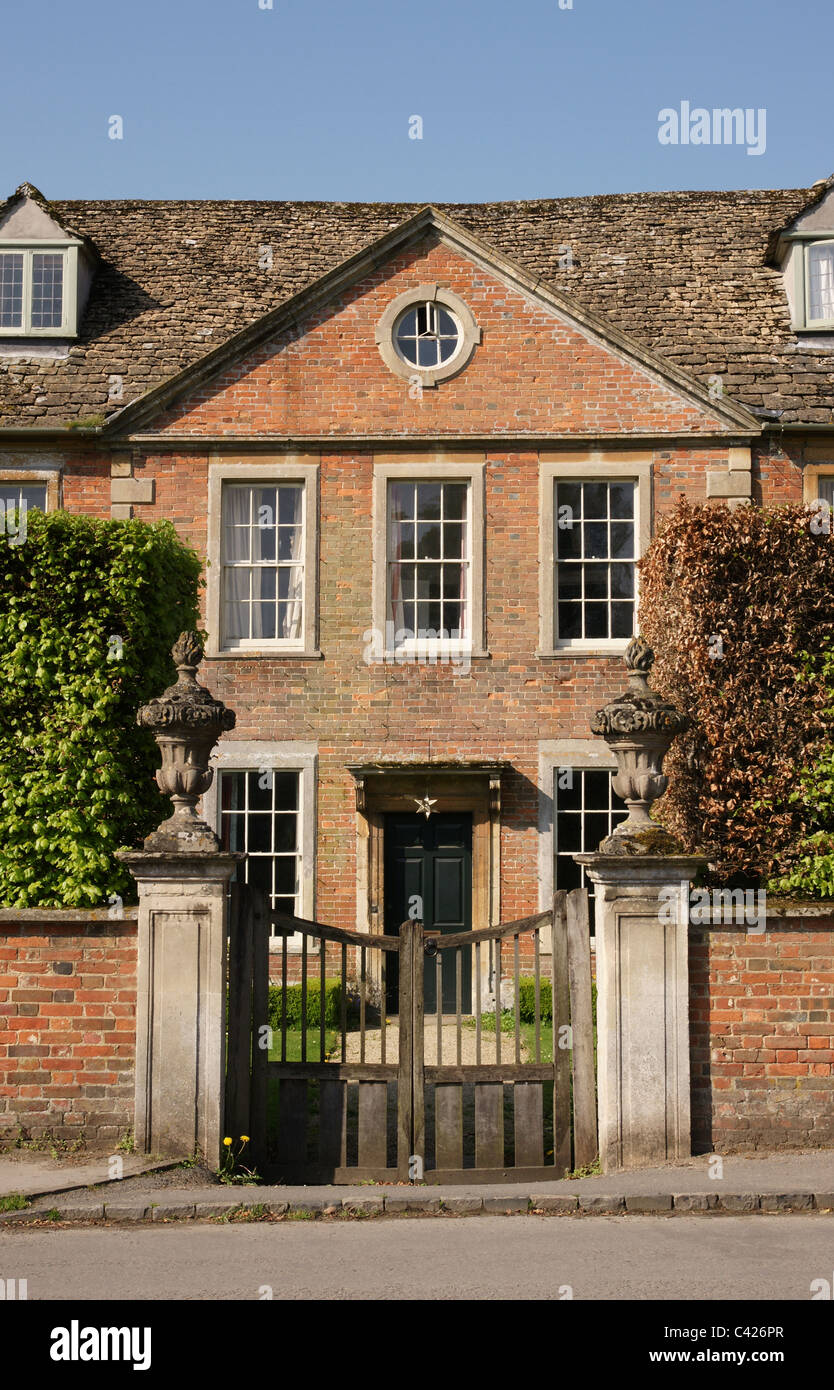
[567,887,599,1170]
[513,1082,544,1167]
[318,1078,346,1170]
[397,921,414,1179]
[276,1079,307,1165]
[357,1082,388,1169]
[412,920,425,1165]
[551,890,572,1176]
[250,889,269,1169]
[225,882,253,1144]
[474,1082,504,1168]
[435,1084,463,1169]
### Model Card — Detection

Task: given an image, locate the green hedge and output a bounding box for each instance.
[0,511,202,906]
[268,978,343,1029]
[518,978,553,1022]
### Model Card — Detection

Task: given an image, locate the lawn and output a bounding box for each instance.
[268,1028,337,1063]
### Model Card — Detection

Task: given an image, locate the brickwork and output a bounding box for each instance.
[0,911,137,1145]
[690,914,834,1152]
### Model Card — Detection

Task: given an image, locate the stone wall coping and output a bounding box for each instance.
[693,900,834,925]
[0,907,139,925]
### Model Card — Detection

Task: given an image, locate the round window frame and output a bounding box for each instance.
[375,283,481,387]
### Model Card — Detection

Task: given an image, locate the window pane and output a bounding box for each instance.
[390,482,414,522]
[584,565,608,600]
[416,483,442,520]
[585,770,611,808]
[31,253,64,329]
[582,482,609,518]
[583,522,608,557]
[0,253,23,328]
[557,564,581,599]
[557,602,582,639]
[610,523,634,559]
[274,771,299,811]
[247,813,272,853]
[610,483,634,519]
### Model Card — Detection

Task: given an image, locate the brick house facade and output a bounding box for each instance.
[1,177,833,1041]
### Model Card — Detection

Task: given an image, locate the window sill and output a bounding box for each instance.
[205,649,323,661]
[536,644,631,660]
[373,649,491,664]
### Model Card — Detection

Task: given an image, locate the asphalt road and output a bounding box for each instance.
[3,1215,834,1300]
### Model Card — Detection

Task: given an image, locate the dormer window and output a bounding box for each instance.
[0,183,96,340]
[805,241,834,326]
[0,246,73,336]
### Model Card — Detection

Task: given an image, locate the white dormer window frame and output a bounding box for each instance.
[787,233,834,332]
[0,240,80,337]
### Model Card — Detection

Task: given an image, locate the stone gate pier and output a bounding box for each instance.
[577,637,707,1172]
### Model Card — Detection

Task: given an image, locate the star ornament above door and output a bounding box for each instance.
[413,794,437,819]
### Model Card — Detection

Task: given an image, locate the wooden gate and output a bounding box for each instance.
[226,886,597,1183]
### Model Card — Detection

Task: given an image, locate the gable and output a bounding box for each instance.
[111,215,757,440]
[0,185,81,241]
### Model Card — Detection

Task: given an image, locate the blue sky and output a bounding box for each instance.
[2,0,832,202]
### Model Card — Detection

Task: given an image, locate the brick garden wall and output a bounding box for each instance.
[690,908,834,1153]
[0,910,137,1146]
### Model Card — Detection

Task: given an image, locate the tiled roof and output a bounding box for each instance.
[1,183,832,430]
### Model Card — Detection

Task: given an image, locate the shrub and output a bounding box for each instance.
[268,978,343,1029]
[639,499,834,887]
[517,978,553,1022]
[768,641,834,898]
[0,511,202,906]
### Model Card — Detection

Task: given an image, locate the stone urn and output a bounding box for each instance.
[136,630,236,852]
[590,635,690,854]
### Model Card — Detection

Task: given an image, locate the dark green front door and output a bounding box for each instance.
[383,812,473,1015]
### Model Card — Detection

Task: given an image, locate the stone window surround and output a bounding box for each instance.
[0,466,60,511]
[803,463,834,503]
[203,740,317,954]
[205,456,320,660]
[0,241,82,338]
[375,283,481,387]
[370,456,488,660]
[538,453,653,657]
[537,740,618,936]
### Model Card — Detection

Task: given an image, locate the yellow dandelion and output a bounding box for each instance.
[240,1135,250,1143]
[223,1137,232,1147]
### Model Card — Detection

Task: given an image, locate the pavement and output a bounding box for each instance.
[3,1147,834,1223]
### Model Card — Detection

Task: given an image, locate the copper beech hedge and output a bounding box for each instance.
[638,499,834,886]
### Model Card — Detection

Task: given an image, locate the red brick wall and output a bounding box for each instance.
[690,913,834,1152]
[0,911,137,1146]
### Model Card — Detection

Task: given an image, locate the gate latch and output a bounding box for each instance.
[424,931,440,958]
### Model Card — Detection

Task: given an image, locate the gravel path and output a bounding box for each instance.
[341,1019,529,1065]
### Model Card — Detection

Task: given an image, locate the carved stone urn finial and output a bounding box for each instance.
[589,636,690,854]
[136,631,236,852]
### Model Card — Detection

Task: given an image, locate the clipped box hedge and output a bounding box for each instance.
[268,978,343,1029]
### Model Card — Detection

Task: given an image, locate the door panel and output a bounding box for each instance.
[383,812,472,1014]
